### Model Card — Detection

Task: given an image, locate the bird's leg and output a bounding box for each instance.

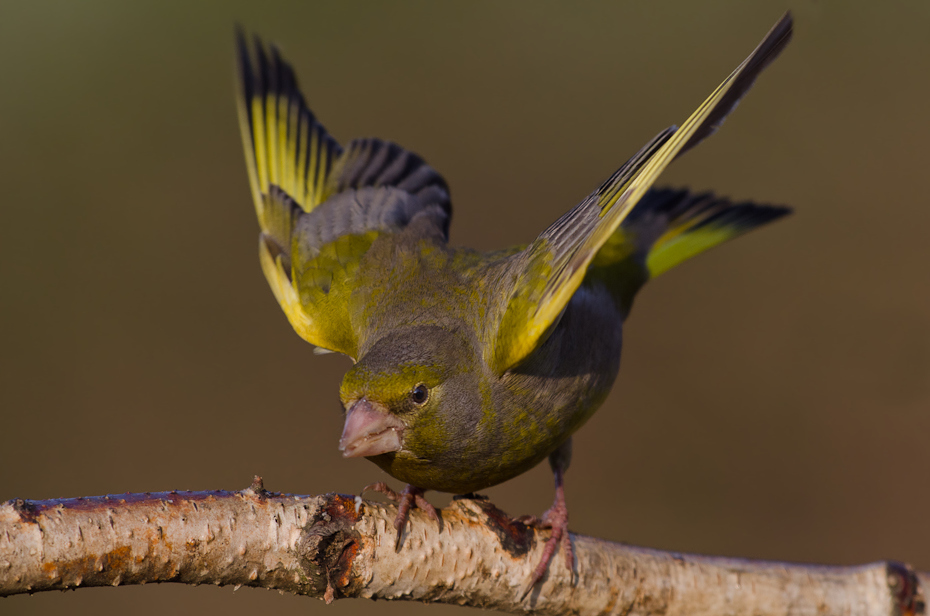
[362,482,440,549]
[522,438,574,596]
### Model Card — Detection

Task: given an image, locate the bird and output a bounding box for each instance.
[235,13,793,592]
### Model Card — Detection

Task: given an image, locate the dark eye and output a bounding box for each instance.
[410,384,429,405]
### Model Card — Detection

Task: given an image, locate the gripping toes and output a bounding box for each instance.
[362,482,439,549]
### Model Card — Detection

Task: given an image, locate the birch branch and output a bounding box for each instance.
[0,478,924,615]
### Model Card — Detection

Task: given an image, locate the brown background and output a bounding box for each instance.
[2,1,929,614]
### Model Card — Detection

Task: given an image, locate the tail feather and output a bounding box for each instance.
[587,188,790,315]
[636,188,790,277]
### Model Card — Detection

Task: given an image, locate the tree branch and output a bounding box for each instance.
[0,479,925,615]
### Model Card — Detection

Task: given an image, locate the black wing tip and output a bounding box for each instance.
[631,187,791,232]
[234,24,247,47]
[236,29,309,118]
[741,11,794,83]
[744,12,794,67]
[694,199,793,232]
[676,12,793,159]
[234,26,249,72]
[772,11,794,44]
[233,26,265,69]
[234,27,262,93]
[756,11,794,67]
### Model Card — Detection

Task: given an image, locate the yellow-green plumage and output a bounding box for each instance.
[235,17,792,502]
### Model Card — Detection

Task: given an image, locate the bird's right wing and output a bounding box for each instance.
[487,13,793,374]
[237,33,451,358]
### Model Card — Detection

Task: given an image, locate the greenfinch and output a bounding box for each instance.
[236,12,792,589]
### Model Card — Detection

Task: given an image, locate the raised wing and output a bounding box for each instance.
[489,13,792,373]
[237,33,451,358]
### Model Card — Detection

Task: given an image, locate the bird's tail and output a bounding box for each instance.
[586,188,790,315]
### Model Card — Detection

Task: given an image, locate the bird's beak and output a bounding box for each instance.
[339,398,405,458]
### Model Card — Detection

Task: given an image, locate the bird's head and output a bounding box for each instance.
[338,324,480,460]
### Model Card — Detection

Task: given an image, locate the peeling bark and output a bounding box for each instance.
[0,481,925,615]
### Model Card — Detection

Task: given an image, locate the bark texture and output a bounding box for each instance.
[0,480,925,615]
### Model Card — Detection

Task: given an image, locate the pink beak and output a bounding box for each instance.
[339,398,405,458]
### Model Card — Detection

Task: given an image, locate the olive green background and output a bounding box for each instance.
[2,1,929,614]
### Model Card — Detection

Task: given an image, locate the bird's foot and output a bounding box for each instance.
[362,482,440,549]
[519,496,573,598]
[516,468,575,601]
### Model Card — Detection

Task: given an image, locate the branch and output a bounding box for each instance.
[0,479,924,615]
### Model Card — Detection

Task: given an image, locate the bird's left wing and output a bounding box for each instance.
[237,33,451,359]
[488,13,792,374]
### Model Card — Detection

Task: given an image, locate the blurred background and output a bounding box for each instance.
[2,1,929,614]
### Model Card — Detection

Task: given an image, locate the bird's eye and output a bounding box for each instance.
[410,384,429,405]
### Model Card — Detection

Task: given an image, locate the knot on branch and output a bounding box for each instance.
[298,494,363,603]
[887,561,926,616]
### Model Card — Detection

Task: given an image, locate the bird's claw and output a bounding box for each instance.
[362,482,439,549]
[520,483,574,599]
[362,481,401,501]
